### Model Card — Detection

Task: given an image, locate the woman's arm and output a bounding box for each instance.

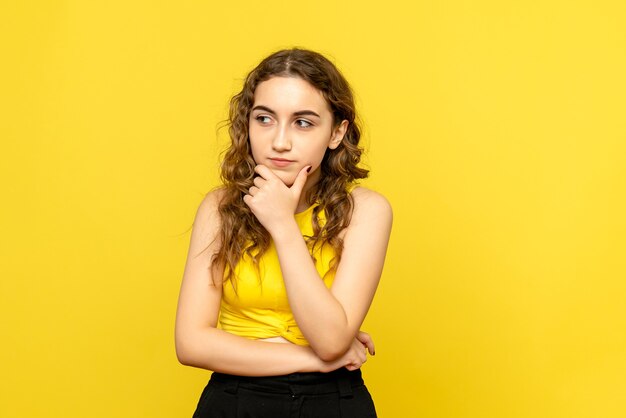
[244,167,393,361]
[174,190,371,375]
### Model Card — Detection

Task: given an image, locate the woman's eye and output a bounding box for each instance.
[256,115,271,124]
[296,119,313,128]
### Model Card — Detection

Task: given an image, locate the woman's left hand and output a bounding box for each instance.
[356,330,375,356]
[243,164,310,234]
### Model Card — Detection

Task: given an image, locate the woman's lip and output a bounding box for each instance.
[269,158,295,167]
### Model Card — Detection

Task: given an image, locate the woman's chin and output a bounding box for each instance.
[271,170,297,187]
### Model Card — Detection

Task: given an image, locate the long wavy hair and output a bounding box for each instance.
[211,48,368,288]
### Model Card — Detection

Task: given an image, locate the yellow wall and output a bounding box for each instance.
[2,1,625,417]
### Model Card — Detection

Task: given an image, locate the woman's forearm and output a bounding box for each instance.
[175,325,324,376]
[242,173,392,363]
[272,220,354,361]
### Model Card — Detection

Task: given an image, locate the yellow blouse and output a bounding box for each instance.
[218,203,337,346]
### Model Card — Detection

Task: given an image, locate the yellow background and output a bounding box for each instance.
[2,1,625,417]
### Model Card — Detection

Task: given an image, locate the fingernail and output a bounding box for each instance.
[306,166,312,173]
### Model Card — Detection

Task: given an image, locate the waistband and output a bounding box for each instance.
[209,368,364,398]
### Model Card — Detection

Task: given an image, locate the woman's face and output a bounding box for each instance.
[248,76,347,187]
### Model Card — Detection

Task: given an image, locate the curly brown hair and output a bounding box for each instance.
[211,48,368,288]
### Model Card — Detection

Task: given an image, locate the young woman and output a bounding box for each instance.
[175,48,393,417]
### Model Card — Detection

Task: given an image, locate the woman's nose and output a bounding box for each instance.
[272,125,292,151]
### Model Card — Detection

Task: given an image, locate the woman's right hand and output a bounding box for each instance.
[319,331,375,372]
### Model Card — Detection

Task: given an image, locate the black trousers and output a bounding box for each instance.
[192,368,378,418]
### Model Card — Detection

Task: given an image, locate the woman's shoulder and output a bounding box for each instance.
[341,185,393,245]
[196,187,226,214]
[192,187,228,232]
[349,185,393,220]
[186,187,227,262]
[201,186,227,206]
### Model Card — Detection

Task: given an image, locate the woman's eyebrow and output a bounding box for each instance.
[252,105,320,118]
[252,105,276,115]
[293,110,320,118]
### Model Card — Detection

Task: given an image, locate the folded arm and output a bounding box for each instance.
[174,189,375,375]
[270,187,393,361]
[243,166,393,361]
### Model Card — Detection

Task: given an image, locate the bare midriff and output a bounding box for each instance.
[258,336,291,344]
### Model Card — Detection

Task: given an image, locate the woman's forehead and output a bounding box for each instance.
[253,76,331,115]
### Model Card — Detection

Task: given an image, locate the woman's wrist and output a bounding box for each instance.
[268,218,301,244]
[298,345,325,372]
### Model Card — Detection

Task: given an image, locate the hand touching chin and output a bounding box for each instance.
[271,170,298,187]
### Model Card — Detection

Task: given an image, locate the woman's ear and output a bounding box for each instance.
[328,119,349,150]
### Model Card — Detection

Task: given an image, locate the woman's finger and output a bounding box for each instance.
[357,331,375,356]
[253,176,266,188]
[248,186,260,196]
[254,164,278,180]
[360,342,367,363]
